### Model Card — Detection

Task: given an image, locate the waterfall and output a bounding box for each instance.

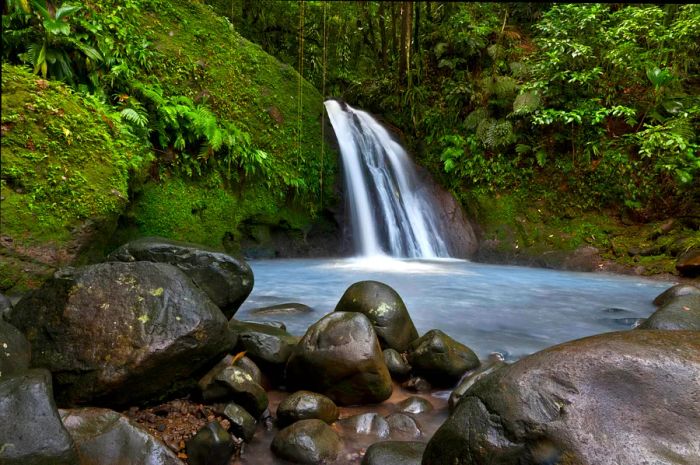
[324,100,452,259]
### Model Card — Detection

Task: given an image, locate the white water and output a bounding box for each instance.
[325,100,450,258]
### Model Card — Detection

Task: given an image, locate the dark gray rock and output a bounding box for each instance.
[653,284,700,307]
[423,330,700,465]
[200,365,268,418]
[0,319,31,377]
[271,419,341,464]
[637,294,700,330]
[383,348,412,379]
[0,292,12,321]
[219,403,257,442]
[449,356,507,412]
[337,413,390,439]
[334,281,418,352]
[108,237,253,317]
[0,369,78,465]
[234,355,263,386]
[386,413,422,439]
[676,248,700,277]
[230,320,298,370]
[407,329,480,386]
[186,422,238,465]
[240,319,287,331]
[249,303,313,316]
[361,441,426,465]
[402,377,431,392]
[285,312,392,405]
[9,262,233,407]
[276,390,339,427]
[60,407,184,465]
[396,396,433,415]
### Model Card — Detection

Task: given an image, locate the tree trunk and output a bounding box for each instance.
[379,2,387,68]
[413,1,420,55]
[399,1,413,83]
[391,2,398,62]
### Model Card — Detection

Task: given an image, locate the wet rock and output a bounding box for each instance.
[676,248,700,277]
[334,281,418,351]
[219,403,256,442]
[396,396,433,415]
[361,441,426,465]
[185,422,238,465]
[230,320,298,372]
[637,295,700,330]
[271,419,341,464]
[250,302,313,316]
[449,357,507,412]
[0,292,12,321]
[276,390,339,427]
[383,348,411,379]
[402,377,431,392]
[423,330,700,465]
[234,355,263,386]
[285,312,392,405]
[108,237,253,317]
[653,283,700,307]
[407,330,480,386]
[0,319,31,377]
[385,413,422,439]
[337,413,390,439]
[60,407,184,465]
[9,262,233,407]
[0,369,78,465]
[241,319,286,331]
[200,365,268,418]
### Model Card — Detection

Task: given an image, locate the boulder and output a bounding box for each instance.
[385,413,422,439]
[396,396,433,415]
[448,356,507,412]
[108,237,253,317]
[229,320,298,375]
[0,369,78,465]
[271,419,341,464]
[200,365,268,418]
[59,407,184,465]
[383,348,412,380]
[336,413,390,439]
[0,319,31,378]
[637,295,700,330]
[653,284,700,307]
[218,403,257,442]
[185,422,238,465]
[361,441,426,465]
[276,390,339,427]
[234,355,263,386]
[422,330,700,465]
[407,330,480,386]
[249,303,314,316]
[676,248,700,277]
[9,262,233,407]
[0,292,12,321]
[285,312,392,405]
[334,281,418,351]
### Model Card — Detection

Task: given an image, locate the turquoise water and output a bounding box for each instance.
[236,258,671,360]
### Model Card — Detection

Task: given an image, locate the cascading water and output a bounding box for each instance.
[325,100,452,258]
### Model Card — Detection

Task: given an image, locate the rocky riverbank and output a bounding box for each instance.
[1,237,698,465]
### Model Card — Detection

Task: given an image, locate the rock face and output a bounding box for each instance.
[108,237,254,317]
[423,330,700,465]
[285,312,392,405]
[362,441,426,465]
[9,262,233,406]
[276,390,339,427]
[0,369,78,465]
[637,295,700,330]
[271,419,341,464]
[334,281,418,352]
[0,319,31,377]
[59,407,184,465]
[407,330,480,386]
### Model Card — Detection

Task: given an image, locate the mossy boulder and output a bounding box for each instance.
[276,390,339,427]
[361,441,426,465]
[0,64,150,293]
[637,295,700,331]
[407,330,480,387]
[0,319,31,378]
[271,419,341,465]
[199,365,268,419]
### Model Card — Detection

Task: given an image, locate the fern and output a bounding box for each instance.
[464,108,489,130]
[120,107,148,128]
[513,91,541,115]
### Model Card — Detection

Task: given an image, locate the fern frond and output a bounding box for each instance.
[120,107,148,127]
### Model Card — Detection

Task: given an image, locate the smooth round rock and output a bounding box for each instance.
[407,329,480,386]
[361,441,426,465]
[0,369,78,465]
[186,422,237,465]
[637,295,700,330]
[9,262,233,407]
[230,320,298,367]
[337,413,390,439]
[234,355,263,386]
[108,237,253,317]
[0,292,12,321]
[423,330,700,465]
[653,284,700,307]
[449,358,507,412]
[285,312,392,405]
[60,407,183,465]
[277,390,339,427]
[200,366,268,418]
[386,413,422,439]
[383,348,412,379]
[396,396,433,415]
[250,303,313,316]
[220,403,257,442]
[271,419,341,464]
[676,248,700,277]
[334,281,418,351]
[0,319,31,378]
